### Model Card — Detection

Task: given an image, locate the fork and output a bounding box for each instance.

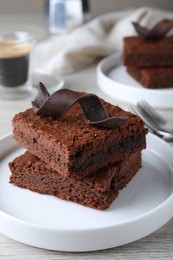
[136,100,173,133]
[127,104,173,142]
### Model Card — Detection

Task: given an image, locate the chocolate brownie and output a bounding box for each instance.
[122,36,173,68]
[12,101,147,177]
[127,66,173,89]
[9,151,141,210]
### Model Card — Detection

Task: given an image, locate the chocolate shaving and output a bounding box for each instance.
[132,19,173,40]
[32,83,128,129]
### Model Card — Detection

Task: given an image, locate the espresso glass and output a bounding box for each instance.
[0,32,34,100]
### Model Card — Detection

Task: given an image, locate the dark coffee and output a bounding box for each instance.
[0,41,30,87]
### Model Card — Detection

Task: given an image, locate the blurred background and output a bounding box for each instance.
[0,0,172,41]
[0,0,173,16]
[1,0,173,65]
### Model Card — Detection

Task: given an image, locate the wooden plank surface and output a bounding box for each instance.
[0,219,173,259]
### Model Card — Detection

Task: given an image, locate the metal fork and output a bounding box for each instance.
[127,104,173,142]
[136,100,173,133]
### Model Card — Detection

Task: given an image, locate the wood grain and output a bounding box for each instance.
[0,219,173,259]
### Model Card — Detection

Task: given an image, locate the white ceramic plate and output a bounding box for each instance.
[97,54,173,109]
[0,133,173,252]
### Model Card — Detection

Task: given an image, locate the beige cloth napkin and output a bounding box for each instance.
[35,7,173,76]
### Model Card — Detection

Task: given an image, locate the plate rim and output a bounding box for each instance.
[97,54,173,109]
[0,133,173,251]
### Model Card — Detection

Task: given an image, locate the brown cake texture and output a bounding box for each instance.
[127,66,173,89]
[12,101,147,177]
[122,34,173,89]
[9,86,148,210]
[9,151,141,210]
[122,36,173,68]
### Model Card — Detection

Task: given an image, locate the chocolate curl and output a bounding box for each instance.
[132,19,173,40]
[32,83,128,129]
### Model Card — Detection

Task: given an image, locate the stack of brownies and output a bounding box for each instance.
[122,19,173,89]
[9,84,147,210]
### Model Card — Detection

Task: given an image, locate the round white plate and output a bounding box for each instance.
[97,54,173,109]
[0,133,173,252]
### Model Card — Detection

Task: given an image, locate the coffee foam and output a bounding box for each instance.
[0,41,31,59]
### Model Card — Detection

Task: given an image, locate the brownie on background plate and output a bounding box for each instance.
[122,36,173,68]
[122,19,173,89]
[127,66,173,89]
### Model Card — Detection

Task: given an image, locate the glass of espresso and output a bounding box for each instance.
[0,32,34,100]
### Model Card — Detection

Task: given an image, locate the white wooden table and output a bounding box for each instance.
[1,13,173,259]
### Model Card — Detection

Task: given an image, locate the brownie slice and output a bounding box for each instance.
[9,151,141,210]
[127,66,173,89]
[122,36,173,68]
[12,100,147,177]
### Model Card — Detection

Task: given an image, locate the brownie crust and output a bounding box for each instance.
[127,66,173,89]
[9,151,142,210]
[122,36,173,68]
[12,101,147,177]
